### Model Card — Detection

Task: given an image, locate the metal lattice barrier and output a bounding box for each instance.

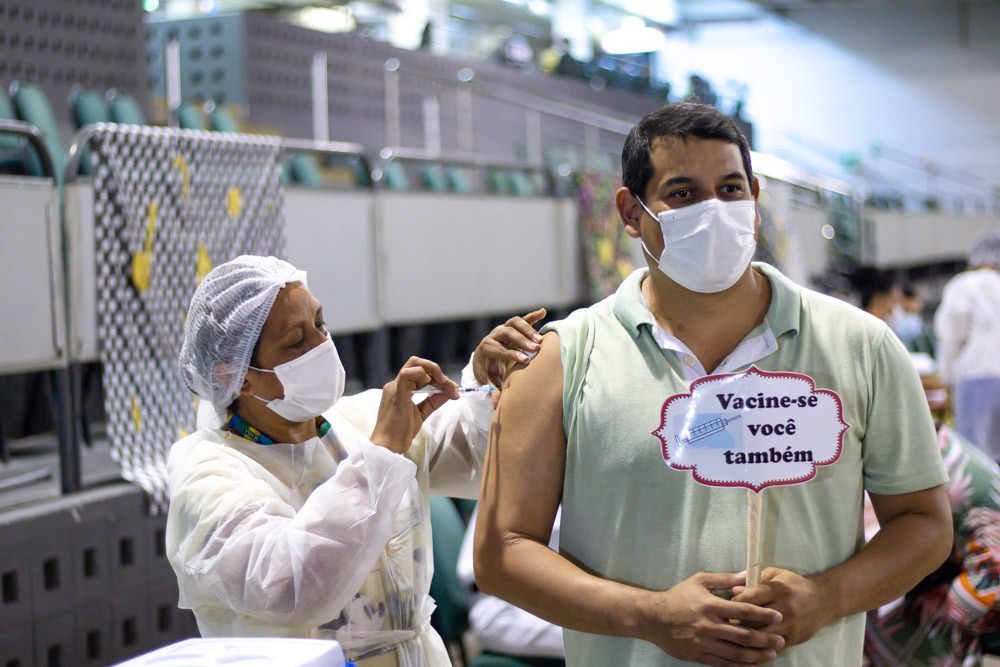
[86,124,284,512]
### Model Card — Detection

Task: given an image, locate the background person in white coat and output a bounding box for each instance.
[934,228,1000,459]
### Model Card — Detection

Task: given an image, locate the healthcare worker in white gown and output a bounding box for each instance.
[166,255,543,667]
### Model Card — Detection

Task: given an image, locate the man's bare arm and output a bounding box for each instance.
[474,332,786,666]
[830,486,952,614]
[735,485,952,646]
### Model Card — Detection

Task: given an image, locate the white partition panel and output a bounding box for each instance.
[870,211,998,268]
[0,178,65,372]
[377,193,583,324]
[790,207,832,280]
[285,188,381,333]
[554,197,586,308]
[64,182,100,362]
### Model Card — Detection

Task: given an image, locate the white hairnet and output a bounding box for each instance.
[968,227,1000,269]
[178,255,307,416]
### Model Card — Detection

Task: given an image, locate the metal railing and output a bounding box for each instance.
[0,120,58,180]
[373,145,553,195]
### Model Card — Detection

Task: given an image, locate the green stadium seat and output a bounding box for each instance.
[69,87,111,175]
[354,159,372,187]
[0,87,24,172]
[107,90,147,125]
[208,105,241,133]
[10,81,66,181]
[69,87,110,128]
[488,167,512,195]
[453,497,477,523]
[508,169,535,196]
[421,163,447,192]
[383,159,410,190]
[175,102,207,130]
[445,165,472,193]
[288,152,325,187]
[429,496,471,663]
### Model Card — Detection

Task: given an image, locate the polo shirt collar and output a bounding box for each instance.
[612,262,801,339]
[754,261,801,338]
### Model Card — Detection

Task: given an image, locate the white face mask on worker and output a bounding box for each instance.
[250,337,346,422]
[638,197,757,293]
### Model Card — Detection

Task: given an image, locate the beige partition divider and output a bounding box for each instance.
[376,192,584,325]
[0,178,65,373]
[870,210,999,267]
[284,187,381,334]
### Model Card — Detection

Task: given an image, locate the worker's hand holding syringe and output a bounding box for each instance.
[371,308,546,453]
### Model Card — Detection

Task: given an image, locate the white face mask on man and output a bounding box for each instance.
[637,197,757,293]
[249,337,346,422]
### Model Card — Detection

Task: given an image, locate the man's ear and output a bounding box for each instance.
[751,176,762,236]
[616,187,643,239]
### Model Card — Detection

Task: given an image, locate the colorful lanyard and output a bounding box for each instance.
[226,411,331,446]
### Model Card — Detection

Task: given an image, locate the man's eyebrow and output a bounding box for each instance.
[658,172,746,188]
[658,176,697,189]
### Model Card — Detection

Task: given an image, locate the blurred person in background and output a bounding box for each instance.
[848,267,948,422]
[934,228,1000,459]
[849,265,899,323]
[894,284,937,357]
[865,421,1000,665]
[540,38,570,75]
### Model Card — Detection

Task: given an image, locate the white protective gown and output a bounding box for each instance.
[166,374,492,667]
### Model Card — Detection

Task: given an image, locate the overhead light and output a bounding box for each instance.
[297,6,357,34]
[600,16,665,55]
[527,0,550,16]
[601,0,679,27]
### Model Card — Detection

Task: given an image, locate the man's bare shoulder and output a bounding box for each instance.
[504,330,562,395]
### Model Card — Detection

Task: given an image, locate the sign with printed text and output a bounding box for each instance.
[653,366,850,492]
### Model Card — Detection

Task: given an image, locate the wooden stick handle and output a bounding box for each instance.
[747,488,762,588]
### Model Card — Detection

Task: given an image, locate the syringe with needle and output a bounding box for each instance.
[676,414,742,445]
[412,384,496,397]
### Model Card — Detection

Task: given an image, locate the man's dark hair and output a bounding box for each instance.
[621,102,753,200]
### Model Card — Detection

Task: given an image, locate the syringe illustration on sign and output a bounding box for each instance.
[676,414,742,448]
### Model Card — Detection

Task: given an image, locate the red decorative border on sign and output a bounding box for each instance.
[653,365,851,492]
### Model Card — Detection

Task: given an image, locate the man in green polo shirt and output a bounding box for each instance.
[474,102,952,666]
